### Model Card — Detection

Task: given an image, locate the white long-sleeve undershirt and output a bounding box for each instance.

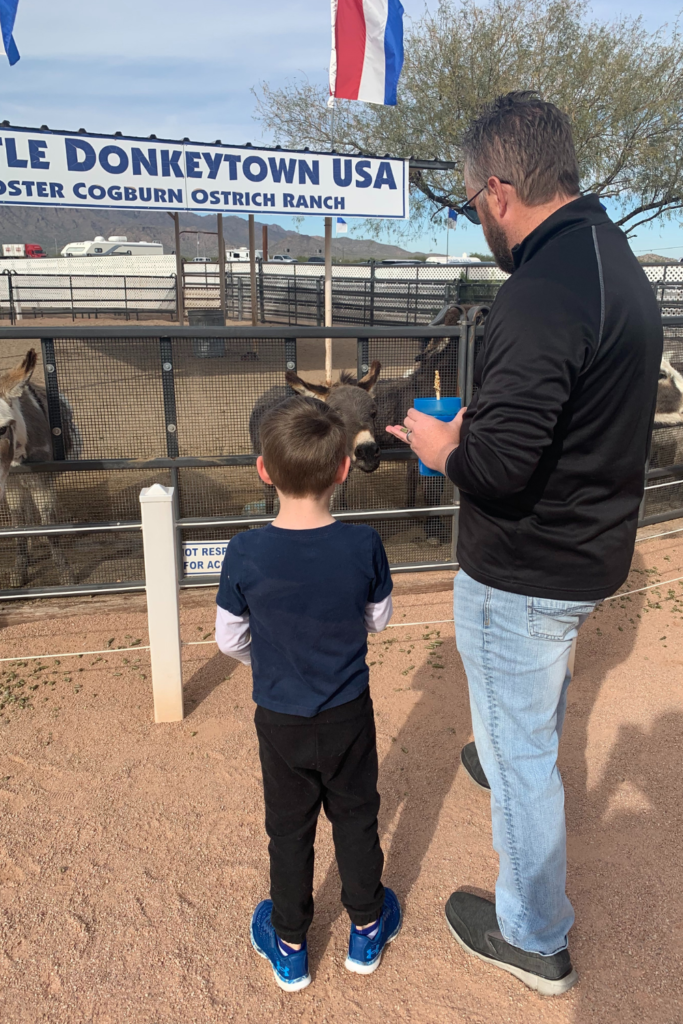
[215,594,393,666]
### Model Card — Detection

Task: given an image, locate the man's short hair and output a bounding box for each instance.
[259,395,347,497]
[462,91,580,206]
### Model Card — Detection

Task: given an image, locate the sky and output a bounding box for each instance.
[1,0,683,256]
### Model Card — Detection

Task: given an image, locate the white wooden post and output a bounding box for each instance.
[567,636,577,680]
[139,483,184,722]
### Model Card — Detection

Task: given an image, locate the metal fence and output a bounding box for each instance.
[2,260,678,326]
[0,262,504,326]
[0,271,178,322]
[0,323,465,599]
[1,312,681,602]
[186,261,505,326]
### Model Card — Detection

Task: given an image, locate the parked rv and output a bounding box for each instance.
[2,243,46,258]
[61,237,164,257]
[225,247,263,262]
[425,253,482,264]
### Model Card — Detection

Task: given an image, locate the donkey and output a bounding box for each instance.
[650,355,683,471]
[248,362,382,514]
[0,349,81,586]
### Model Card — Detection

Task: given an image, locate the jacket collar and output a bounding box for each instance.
[511,194,610,270]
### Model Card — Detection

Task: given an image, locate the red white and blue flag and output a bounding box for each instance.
[329,0,404,107]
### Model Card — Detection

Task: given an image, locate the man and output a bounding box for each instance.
[388,92,662,995]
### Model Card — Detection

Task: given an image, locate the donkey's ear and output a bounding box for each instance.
[285,370,330,401]
[0,348,37,398]
[357,360,381,392]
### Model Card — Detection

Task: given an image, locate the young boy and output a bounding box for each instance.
[215,395,401,992]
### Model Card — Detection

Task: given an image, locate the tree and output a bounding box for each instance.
[254,0,683,238]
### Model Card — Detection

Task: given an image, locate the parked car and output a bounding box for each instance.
[308,256,325,263]
[270,254,297,263]
[192,257,212,263]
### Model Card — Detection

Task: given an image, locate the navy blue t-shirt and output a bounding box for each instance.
[216,522,392,717]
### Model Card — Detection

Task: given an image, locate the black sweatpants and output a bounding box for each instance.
[254,687,385,943]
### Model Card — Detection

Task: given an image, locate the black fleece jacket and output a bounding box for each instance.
[446,195,662,601]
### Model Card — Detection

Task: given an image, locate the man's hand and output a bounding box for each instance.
[386,406,466,475]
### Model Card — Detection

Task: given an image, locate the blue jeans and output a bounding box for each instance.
[454,569,597,956]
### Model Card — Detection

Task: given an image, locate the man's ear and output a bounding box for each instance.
[334,455,351,484]
[256,455,273,486]
[285,371,331,401]
[357,360,381,393]
[486,176,511,219]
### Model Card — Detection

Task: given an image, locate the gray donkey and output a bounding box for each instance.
[249,361,382,514]
[0,349,81,586]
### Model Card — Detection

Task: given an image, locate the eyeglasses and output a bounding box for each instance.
[457,181,512,226]
[457,186,487,225]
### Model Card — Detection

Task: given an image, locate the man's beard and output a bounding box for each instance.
[479,196,515,275]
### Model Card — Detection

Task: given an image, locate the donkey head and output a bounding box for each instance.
[655,356,683,426]
[285,361,382,473]
[0,348,36,502]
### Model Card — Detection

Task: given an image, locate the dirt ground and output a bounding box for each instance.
[0,538,682,1024]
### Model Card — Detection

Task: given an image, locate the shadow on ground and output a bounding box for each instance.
[307,632,470,972]
[184,651,239,716]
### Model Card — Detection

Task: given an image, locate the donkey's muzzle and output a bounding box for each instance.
[354,441,381,473]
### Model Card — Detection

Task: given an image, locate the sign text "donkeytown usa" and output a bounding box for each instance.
[0,127,409,219]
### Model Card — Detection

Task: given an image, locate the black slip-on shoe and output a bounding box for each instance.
[460,742,490,791]
[445,891,578,996]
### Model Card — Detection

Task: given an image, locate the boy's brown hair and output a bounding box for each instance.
[259,395,347,497]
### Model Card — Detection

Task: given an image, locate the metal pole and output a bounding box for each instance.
[262,223,268,263]
[324,215,333,384]
[169,212,184,325]
[249,214,257,325]
[217,213,227,325]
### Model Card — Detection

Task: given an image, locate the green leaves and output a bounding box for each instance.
[254,0,683,237]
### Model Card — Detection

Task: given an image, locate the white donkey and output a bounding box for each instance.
[0,349,81,586]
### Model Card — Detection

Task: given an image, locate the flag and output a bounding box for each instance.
[329,0,404,107]
[336,217,348,234]
[0,0,20,65]
[447,208,458,229]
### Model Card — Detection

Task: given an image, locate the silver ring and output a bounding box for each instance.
[406,430,413,443]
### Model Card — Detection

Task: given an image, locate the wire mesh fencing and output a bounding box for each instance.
[0,325,461,597]
[0,313,680,599]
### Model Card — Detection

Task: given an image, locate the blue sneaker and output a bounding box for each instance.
[250,900,311,992]
[345,888,402,975]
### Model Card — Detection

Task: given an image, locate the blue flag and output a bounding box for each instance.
[447,208,458,229]
[0,0,20,65]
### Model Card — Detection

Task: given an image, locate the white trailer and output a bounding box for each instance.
[61,236,163,257]
[225,247,263,262]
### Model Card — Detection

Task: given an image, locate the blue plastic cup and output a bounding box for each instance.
[413,397,462,476]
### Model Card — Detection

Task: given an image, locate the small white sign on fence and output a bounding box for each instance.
[181,541,229,576]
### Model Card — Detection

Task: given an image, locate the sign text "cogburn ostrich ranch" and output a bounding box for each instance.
[0,127,409,219]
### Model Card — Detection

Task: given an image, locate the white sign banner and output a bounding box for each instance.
[182,540,229,577]
[0,127,409,219]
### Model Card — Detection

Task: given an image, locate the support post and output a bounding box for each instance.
[217,213,227,325]
[249,214,257,325]
[139,483,184,723]
[41,339,65,460]
[324,215,332,384]
[169,212,184,325]
[262,223,268,263]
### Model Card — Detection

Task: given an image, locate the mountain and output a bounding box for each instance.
[0,206,429,262]
[637,253,680,264]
